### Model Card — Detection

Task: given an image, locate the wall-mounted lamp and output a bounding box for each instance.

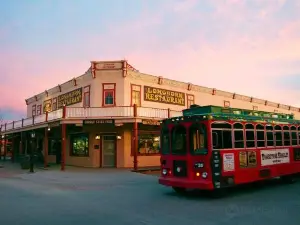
[95,135,100,140]
[48,127,51,131]
[31,132,35,138]
[1,135,4,138]
[117,135,122,140]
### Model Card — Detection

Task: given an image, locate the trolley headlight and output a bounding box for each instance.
[202,172,208,178]
[194,162,204,168]
[162,169,168,175]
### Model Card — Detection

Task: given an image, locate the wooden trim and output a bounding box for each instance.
[158,76,163,85]
[212,88,216,95]
[102,83,116,107]
[73,78,77,86]
[130,84,142,106]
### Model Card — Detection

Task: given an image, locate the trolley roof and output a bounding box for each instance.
[163,105,300,125]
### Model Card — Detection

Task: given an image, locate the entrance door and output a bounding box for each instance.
[102,135,116,167]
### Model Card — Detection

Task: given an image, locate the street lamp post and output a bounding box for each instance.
[0,135,3,161]
[29,131,35,173]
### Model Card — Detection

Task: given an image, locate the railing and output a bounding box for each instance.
[0,106,182,133]
[66,107,134,118]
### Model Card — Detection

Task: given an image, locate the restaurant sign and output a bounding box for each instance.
[142,119,161,126]
[144,86,185,106]
[43,99,52,113]
[57,88,82,108]
[83,119,115,125]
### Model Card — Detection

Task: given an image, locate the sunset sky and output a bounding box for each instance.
[0,0,300,121]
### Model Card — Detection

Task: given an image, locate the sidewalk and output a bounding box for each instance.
[0,160,160,174]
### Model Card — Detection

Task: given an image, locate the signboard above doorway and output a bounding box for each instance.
[142,119,161,126]
[83,119,115,125]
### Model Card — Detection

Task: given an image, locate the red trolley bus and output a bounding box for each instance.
[158,105,300,196]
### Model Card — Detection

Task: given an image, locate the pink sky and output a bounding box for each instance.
[0,0,300,121]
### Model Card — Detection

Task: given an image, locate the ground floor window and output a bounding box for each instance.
[136,132,160,155]
[70,133,89,157]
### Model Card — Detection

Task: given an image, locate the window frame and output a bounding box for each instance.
[245,123,255,148]
[211,122,233,150]
[37,104,42,115]
[131,84,141,106]
[32,104,36,116]
[224,100,230,108]
[187,94,195,108]
[171,125,187,155]
[102,83,116,107]
[70,133,89,157]
[131,130,160,156]
[83,85,91,108]
[189,123,207,154]
[256,124,265,148]
[233,122,244,149]
[52,97,57,111]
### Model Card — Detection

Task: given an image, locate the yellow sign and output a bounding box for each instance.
[57,88,82,108]
[239,151,257,168]
[144,86,185,106]
[239,151,248,168]
[247,151,257,167]
[142,119,161,126]
[43,99,52,113]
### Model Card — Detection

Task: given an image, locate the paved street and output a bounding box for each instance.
[1,163,300,225]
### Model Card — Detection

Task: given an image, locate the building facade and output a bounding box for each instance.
[1,60,300,169]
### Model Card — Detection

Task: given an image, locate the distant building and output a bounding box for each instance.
[0,60,299,169]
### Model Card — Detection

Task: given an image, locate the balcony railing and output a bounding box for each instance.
[0,106,182,133]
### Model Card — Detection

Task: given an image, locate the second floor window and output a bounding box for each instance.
[37,105,42,115]
[32,105,36,116]
[52,98,57,111]
[187,94,194,108]
[103,83,116,106]
[131,84,141,106]
[83,85,90,107]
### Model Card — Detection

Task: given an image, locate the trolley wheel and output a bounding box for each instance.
[281,175,297,184]
[172,187,187,194]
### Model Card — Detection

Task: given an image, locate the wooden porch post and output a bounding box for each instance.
[20,132,23,155]
[3,135,7,161]
[44,127,48,168]
[0,134,2,161]
[133,104,138,171]
[61,105,67,171]
[11,135,14,163]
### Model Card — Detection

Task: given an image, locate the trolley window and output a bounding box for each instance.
[212,122,232,149]
[161,129,170,155]
[171,125,187,155]
[190,123,207,154]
